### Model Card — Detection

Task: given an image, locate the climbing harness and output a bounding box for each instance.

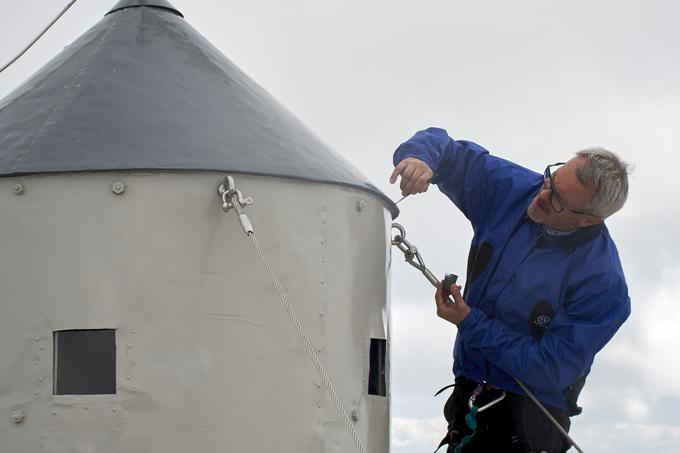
[218,176,368,453]
[391,222,585,453]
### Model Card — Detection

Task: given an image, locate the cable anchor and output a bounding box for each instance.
[218,175,254,235]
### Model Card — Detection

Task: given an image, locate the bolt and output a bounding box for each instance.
[351,410,360,422]
[13,183,24,195]
[112,181,126,195]
[11,410,24,423]
[356,200,366,211]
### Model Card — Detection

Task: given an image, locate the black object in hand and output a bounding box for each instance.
[444,273,458,290]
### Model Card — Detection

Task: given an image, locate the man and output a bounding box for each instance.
[389,128,631,453]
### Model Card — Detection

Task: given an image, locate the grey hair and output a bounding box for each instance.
[575,148,631,218]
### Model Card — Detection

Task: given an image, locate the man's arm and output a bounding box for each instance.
[437,276,630,393]
[390,127,538,228]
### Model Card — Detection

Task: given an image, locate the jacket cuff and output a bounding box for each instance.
[392,142,438,173]
[456,307,487,340]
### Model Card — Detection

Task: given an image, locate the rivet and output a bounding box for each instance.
[317,403,322,409]
[316,383,321,389]
[356,200,366,211]
[321,218,327,224]
[131,388,137,393]
[34,360,39,366]
[320,280,324,285]
[39,377,44,382]
[34,337,40,342]
[11,410,25,423]
[34,390,39,396]
[351,410,360,422]
[317,348,322,353]
[126,375,131,380]
[83,406,88,410]
[131,328,136,334]
[131,361,136,366]
[112,408,117,413]
[112,181,126,195]
[127,345,133,349]
[39,346,44,350]
[13,183,24,195]
[51,411,57,416]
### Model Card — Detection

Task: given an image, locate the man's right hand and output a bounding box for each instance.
[389,157,433,196]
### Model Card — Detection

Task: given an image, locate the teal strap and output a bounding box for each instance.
[453,405,479,453]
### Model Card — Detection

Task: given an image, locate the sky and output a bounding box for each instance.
[1,1,679,452]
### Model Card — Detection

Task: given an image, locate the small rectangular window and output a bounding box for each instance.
[53,329,116,395]
[368,338,387,397]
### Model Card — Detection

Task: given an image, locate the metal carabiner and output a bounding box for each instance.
[468,381,507,413]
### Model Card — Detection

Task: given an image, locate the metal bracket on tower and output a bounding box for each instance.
[218,175,254,235]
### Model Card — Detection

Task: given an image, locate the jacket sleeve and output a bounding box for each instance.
[456,271,631,393]
[393,127,537,229]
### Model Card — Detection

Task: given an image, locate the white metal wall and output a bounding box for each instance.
[0,172,391,453]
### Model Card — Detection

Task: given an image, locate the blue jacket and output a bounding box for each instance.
[394,128,631,412]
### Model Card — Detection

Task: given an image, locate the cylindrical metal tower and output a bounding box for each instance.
[0,2,397,451]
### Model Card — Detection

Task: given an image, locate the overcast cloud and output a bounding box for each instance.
[1,1,678,452]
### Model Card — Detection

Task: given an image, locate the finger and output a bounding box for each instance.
[435,281,446,305]
[400,165,417,194]
[414,172,432,193]
[450,284,464,304]
[403,165,429,195]
[390,161,408,184]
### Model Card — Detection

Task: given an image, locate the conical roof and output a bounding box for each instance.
[0,1,397,217]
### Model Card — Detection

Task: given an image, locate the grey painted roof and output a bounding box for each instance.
[0,1,398,218]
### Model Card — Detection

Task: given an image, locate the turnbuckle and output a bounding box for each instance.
[391,223,440,287]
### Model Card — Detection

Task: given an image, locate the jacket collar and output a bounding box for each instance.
[534,221,604,253]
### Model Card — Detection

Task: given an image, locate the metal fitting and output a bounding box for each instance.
[112,181,126,195]
[13,183,24,195]
[356,199,366,212]
[11,410,24,423]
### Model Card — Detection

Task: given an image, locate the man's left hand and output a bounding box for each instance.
[435,281,471,325]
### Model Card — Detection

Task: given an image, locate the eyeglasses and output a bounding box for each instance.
[543,163,599,217]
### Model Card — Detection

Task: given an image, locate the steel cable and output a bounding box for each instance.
[0,0,79,74]
[248,232,368,453]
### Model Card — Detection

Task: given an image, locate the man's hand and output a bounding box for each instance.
[435,281,471,325]
[390,157,433,196]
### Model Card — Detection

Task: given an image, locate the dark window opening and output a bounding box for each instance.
[53,329,116,395]
[368,338,387,397]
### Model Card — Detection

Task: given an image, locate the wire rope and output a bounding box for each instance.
[247,232,368,453]
[0,0,79,74]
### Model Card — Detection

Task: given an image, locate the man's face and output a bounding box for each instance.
[527,157,602,232]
